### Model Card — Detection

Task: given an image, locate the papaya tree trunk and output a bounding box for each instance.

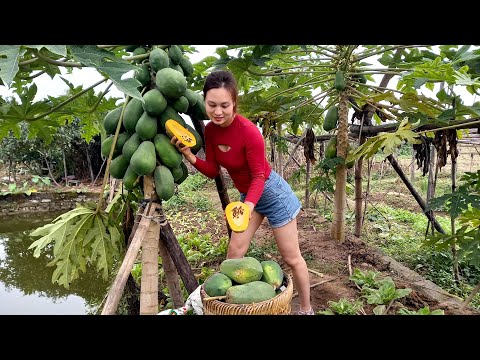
[305,157,311,209]
[277,123,284,178]
[62,149,68,186]
[331,91,349,242]
[450,144,460,281]
[354,140,365,237]
[352,63,398,239]
[85,144,95,183]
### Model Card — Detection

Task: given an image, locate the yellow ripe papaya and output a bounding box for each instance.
[165,119,197,148]
[225,201,250,233]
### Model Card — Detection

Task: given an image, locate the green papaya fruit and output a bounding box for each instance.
[260,260,284,290]
[149,48,169,72]
[153,165,175,201]
[225,281,276,304]
[324,105,338,132]
[155,68,187,99]
[153,133,183,169]
[334,70,346,91]
[220,257,263,284]
[203,272,233,297]
[135,112,158,140]
[143,88,167,116]
[123,98,144,134]
[130,141,157,176]
[109,154,130,179]
[325,136,337,159]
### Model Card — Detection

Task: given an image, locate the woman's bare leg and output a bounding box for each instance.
[227,210,265,258]
[272,218,311,312]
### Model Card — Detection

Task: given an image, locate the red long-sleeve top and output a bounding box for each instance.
[193,114,271,206]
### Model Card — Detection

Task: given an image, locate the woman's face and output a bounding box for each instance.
[205,87,235,127]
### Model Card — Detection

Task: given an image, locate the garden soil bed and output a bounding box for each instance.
[191,189,479,315]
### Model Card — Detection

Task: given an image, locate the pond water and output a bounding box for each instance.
[0,211,110,315]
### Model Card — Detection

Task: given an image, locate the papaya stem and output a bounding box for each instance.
[35,49,83,67]
[25,78,108,121]
[95,98,130,214]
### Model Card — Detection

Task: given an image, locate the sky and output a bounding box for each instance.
[0,45,477,108]
[0,45,221,102]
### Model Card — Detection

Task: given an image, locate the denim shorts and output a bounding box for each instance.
[240,170,302,228]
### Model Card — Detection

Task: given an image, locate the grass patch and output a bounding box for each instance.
[361,203,480,309]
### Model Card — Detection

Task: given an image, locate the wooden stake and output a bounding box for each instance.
[101,203,156,315]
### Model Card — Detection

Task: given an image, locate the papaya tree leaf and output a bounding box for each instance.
[44,85,119,143]
[29,206,93,256]
[4,84,53,123]
[452,71,480,87]
[90,215,111,280]
[68,45,142,101]
[48,214,95,288]
[414,78,428,89]
[226,57,253,87]
[29,221,70,258]
[438,109,456,121]
[24,45,67,57]
[0,118,22,140]
[0,45,26,86]
[27,120,61,144]
[28,206,123,288]
[347,119,421,162]
[426,188,480,218]
[50,252,76,289]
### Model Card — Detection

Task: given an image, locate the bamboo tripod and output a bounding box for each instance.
[101,176,199,315]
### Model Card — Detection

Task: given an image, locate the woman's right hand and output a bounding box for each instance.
[170,136,195,163]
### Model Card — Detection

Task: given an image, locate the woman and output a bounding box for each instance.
[172,70,313,315]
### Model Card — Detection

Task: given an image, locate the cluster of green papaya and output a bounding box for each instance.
[101,45,206,200]
[203,257,285,304]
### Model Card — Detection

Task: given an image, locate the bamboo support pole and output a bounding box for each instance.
[101,202,157,315]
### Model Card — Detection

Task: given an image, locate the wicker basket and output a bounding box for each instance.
[200,273,293,315]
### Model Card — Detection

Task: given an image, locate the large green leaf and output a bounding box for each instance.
[0,45,26,86]
[426,188,480,219]
[90,215,112,280]
[24,45,67,57]
[68,45,142,101]
[44,79,121,142]
[0,118,22,139]
[346,119,421,163]
[29,206,124,289]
